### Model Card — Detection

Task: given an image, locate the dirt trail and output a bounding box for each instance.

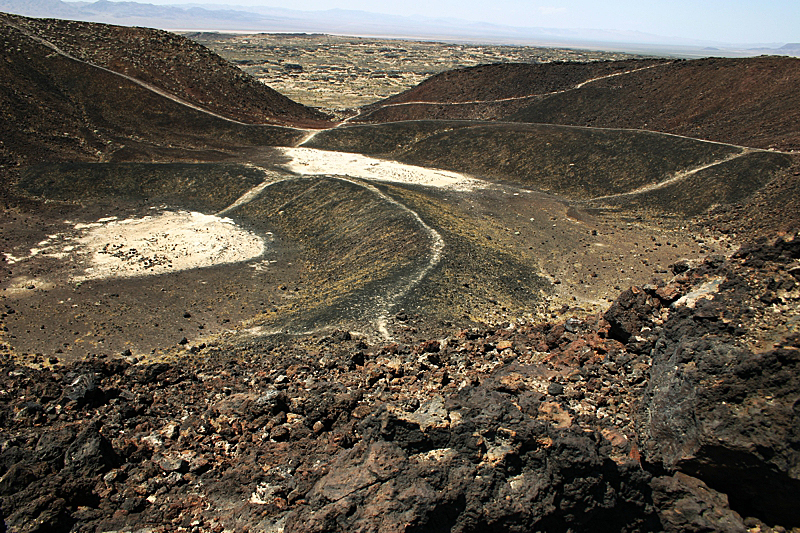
[215,167,289,215]
[1,17,254,125]
[588,148,752,201]
[297,112,360,146]
[332,176,445,338]
[210,165,448,339]
[355,62,670,110]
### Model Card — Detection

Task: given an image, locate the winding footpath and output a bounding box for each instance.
[332,176,445,339]
[210,165,448,338]
[588,148,754,202]
[354,62,671,111]
[2,18,253,126]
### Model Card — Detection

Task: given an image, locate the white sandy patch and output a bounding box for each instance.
[5,211,266,290]
[74,211,265,281]
[278,147,483,191]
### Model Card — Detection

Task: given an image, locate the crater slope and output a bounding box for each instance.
[0,12,327,207]
[0,13,331,127]
[355,57,800,150]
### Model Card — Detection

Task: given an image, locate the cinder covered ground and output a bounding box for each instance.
[1,13,799,533]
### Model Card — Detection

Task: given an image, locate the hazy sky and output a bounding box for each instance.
[145,0,800,44]
[61,0,797,44]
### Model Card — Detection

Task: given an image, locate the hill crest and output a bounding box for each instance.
[356,56,800,152]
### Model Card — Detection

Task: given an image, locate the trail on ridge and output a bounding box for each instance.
[1,17,252,125]
[215,164,450,339]
[588,148,752,201]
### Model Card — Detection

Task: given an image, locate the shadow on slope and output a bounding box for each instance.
[356,57,800,152]
[700,162,800,238]
[590,151,796,217]
[355,59,665,123]
[18,162,267,212]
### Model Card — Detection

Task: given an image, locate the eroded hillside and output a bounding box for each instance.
[0,13,331,127]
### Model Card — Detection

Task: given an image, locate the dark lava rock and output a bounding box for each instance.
[650,473,746,532]
[636,241,800,527]
[603,286,661,343]
[638,338,800,526]
[547,382,564,396]
[0,463,36,497]
[670,260,691,275]
[63,373,104,406]
[252,389,288,417]
[270,426,290,442]
[64,421,118,477]
[285,374,659,533]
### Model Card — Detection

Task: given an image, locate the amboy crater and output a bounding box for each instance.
[0,11,799,533]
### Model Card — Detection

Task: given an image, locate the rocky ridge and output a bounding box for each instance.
[0,237,798,532]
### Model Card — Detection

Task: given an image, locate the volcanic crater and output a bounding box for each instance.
[0,11,799,533]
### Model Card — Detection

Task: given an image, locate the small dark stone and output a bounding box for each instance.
[671,261,690,274]
[270,426,290,442]
[21,401,43,415]
[157,455,189,473]
[253,389,286,415]
[547,382,564,396]
[350,351,366,366]
[120,496,145,513]
[64,373,104,406]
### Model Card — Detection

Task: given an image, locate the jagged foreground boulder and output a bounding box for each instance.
[635,238,800,527]
[285,238,800,533]
[286,375,659,533]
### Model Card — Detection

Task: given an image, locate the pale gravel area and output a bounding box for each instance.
[74,211,265,281]
[278,147,484,191]
[5,210,266,288]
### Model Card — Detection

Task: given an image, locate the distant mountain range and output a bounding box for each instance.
[0,0,798,58]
